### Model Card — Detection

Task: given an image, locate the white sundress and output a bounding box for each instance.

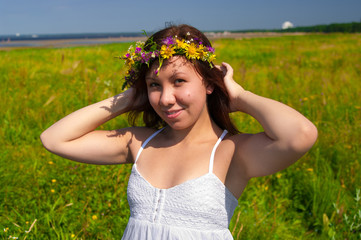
[122,129,239,239]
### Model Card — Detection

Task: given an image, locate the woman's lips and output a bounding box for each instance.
[164,109,182,119]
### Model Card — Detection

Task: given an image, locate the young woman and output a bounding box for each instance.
[40,24,318,239]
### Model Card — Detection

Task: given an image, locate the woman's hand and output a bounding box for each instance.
[217,62,246,112]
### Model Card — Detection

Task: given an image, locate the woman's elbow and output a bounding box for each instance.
[40,130,56,152]
[290,122,318,153]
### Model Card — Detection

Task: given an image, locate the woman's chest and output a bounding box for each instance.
[135,141,235,190]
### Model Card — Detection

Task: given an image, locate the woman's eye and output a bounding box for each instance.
[149,82,160,88]
[175,79,185,84]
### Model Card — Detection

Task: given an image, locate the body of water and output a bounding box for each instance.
[0,32,144,48]
[0,32,143,42]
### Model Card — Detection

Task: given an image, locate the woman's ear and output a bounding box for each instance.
[206,84,214,94]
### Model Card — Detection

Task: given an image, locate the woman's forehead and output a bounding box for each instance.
[146,56,194,77]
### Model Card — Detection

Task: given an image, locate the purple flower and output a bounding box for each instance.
[162,36,176,45]
[135,47,142,54]
[140,52,151,63]
[152,51,160,58]
[207,46,215,53]
[146,52,152,60]
[125,53,131,58]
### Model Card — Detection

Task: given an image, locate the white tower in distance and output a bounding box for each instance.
[282,21,294,29]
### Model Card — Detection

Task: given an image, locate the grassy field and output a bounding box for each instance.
[1,33,360,239]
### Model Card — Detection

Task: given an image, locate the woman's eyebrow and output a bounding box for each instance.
[170,71,186,78]
[145,77,157,81]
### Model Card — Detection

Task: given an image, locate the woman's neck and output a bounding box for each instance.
[163,118,223,145]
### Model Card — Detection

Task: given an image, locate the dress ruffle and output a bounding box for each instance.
[122,217,234,240]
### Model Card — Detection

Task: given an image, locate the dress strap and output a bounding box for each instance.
[209,130,228,173]
[135,128,164,163]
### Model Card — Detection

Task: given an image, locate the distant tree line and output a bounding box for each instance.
[231,22,361,33]
[280,22,361,33]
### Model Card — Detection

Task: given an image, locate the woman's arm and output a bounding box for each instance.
[221,62,318,178]
[40,89,136,165]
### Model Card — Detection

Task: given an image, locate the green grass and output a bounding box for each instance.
[1,34,360,239]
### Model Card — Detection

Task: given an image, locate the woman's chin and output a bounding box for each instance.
[164,121,189,131]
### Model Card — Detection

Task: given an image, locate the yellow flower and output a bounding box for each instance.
[197,45,206,58]
[51,179,56,183]
[125,58,134,68]
[71,234,75,238]
[265,186,269,191]
[186,43,200,59]
[208,54,216,62]
[345,145,352,149]
[176,39,188,49]
[306,168,313,172]
[92,215,98,220]
[276,173,282,179]
[48,161,54,165]
[4,227,9,232]
[51,189,55,193]
[187,43,200,59]
[160,45,175,59]
[355,106,361,109]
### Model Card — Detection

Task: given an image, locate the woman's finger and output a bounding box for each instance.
[222,62,233,79]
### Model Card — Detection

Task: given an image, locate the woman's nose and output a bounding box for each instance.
[159,87,176,106]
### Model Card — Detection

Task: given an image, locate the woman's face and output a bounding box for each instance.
[145,57,213,130]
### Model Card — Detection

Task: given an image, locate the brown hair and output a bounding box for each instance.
[125,24,239,135]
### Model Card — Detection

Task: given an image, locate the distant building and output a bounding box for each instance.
[282,21,294,29]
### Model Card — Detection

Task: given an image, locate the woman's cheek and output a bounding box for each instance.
[148,93,158,107]
[179,89,192,100]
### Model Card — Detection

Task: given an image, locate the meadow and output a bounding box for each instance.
[1,33,360,239]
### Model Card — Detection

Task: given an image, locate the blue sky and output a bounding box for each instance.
[0,0,360,35]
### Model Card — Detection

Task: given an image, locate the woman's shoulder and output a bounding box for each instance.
[127,126,161,141]
[226,132,253,144]
[223,132,255,161]
[213,132,250,161]
[120,126,163,153]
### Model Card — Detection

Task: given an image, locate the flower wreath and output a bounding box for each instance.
[120,32,216,89]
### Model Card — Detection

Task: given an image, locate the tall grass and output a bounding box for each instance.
[1,34,360,239]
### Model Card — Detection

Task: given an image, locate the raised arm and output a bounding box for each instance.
[220,62,318,178]
[40,89,137,165]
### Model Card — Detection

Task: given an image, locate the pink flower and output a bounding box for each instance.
[162,36,176,45]
[135,47,142,54]
[207,47,215,53]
